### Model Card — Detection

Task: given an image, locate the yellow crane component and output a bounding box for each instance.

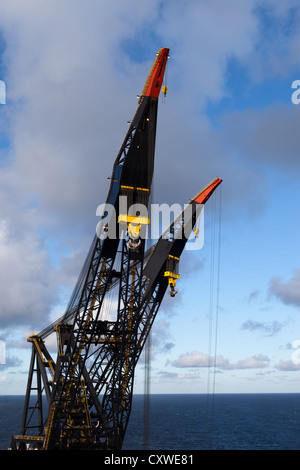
[164,254,180,297]
[27,334,55,376]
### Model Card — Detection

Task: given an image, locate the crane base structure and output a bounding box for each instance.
[10,48,222,450]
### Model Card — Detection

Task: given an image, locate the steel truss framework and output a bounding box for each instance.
[10,48,222,450]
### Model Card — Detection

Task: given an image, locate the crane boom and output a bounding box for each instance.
[10,48,222,451]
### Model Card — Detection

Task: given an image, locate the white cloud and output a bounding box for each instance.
[170,350,270,370]
[269,269,300,307]
[274,359,300,371]
[241,319,288,336]
[230,354,270,370]
[0,218,58,327]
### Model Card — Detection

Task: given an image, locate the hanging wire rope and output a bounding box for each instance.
[204,185,222,449]
[143,333,151,449]
[212,184,222,392]
[143,181,154,450]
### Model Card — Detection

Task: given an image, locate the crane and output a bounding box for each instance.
[10,48,222,450]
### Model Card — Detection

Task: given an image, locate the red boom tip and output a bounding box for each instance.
[142,48,170,99]
[192,177,222,205]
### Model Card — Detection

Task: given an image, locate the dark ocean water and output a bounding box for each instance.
[1,394,300,450]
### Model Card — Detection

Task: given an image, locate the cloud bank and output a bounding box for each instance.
[0,0,299,345]
[170,351,270,370]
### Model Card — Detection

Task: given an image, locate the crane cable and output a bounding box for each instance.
[143,182,154,450]
[205,184,222,449]
[143,332,151,449]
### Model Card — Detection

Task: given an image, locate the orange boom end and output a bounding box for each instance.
[141,47,170,99]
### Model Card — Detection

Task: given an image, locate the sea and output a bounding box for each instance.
[1,393,300,451]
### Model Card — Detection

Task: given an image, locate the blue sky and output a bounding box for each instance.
[0,0,300,395]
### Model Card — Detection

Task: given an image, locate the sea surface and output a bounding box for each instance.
[1,394,300,450]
